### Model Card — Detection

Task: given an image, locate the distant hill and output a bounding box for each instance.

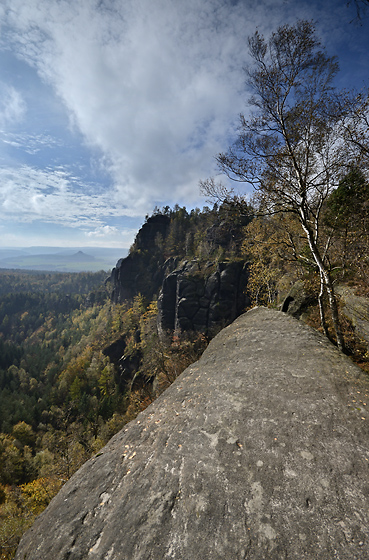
[0,247,128,272]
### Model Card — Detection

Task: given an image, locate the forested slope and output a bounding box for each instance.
[0,269,130,557]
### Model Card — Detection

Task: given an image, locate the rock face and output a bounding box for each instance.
[109,214,171,303]
[15,308,369,560]
[102,336,142,392]
[106,256,249,391]
[157,259,249,337]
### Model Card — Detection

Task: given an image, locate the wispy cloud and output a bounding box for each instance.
[0,82,26,127]
[0,164,127,227]
[0,130,64,154]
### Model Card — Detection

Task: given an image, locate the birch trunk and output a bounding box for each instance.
[318,271,329,340]
[302,221,344,351]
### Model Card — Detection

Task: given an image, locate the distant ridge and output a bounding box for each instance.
[0,247,128,272]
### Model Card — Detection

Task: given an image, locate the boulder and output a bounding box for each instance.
[15,308,369,560]
[281,279,316,318]
[336,284,369,348]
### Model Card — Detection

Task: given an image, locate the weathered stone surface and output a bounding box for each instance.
[15,308,369,560]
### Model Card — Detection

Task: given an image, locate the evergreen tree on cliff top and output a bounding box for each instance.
[215,20,368,351]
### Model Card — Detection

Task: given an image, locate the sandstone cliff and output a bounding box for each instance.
[157,259,249,338]
[15,308,369,560]
[108,209,250,338]
[109,214,171,303]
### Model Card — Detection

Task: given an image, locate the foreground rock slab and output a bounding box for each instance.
[16,308,369,560]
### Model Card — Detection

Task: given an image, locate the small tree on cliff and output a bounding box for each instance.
[216,20,359,350]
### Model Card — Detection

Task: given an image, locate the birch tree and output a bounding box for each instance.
[217,20,355,350]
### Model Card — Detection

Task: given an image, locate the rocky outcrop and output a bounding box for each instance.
[108,211,250,333]
[107,253,249,390]
[110,253,249,337]
[281,282,369,348]
[133,214,170,251]
[109,214,171,303]
[15,308,369,560]
[157,259,250,338]
[280,279,316,318]
[336,284,369,348]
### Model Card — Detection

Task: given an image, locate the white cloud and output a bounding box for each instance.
[2,0,287,213]
[0,0,365,244]
[0,82,26,127]
[0,164,125,227]
[84,224,137,248]
[86,225,119,237]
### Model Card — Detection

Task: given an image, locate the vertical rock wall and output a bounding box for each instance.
[157,260,250,337]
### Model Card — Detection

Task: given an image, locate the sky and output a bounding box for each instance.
[0,0,368,249]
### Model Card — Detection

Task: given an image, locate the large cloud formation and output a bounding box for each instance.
[1,0,287,214]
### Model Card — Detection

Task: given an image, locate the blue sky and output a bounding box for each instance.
[0,0,368,249]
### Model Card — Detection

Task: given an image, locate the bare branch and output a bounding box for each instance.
[199,177,234,204]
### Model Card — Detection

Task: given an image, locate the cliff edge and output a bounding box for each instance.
[15,308,369,560]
